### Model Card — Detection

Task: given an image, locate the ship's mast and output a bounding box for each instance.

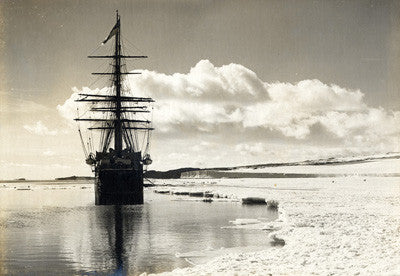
[74,11,154,156]
[114,11,122,154]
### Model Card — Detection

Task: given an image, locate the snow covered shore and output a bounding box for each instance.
[145,159,400,275]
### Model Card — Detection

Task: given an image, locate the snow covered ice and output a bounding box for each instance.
[146,157,400,275]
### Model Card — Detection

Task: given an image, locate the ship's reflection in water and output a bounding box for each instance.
[93,201,190,275]
[0,185,277,275]
[113,206,124,274]
[100,205,156,275]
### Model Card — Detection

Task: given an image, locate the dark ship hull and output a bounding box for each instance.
[94,151,144,205]
[95,167,143,205]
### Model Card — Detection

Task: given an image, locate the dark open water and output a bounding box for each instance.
[0,181,277,275]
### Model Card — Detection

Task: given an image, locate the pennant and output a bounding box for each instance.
[102,20,119,45]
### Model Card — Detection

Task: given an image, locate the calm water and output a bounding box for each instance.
[0,181,277,275]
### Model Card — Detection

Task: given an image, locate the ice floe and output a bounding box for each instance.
[148,175,400,275]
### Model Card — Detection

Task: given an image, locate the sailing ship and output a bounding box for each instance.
[75,11,154,205]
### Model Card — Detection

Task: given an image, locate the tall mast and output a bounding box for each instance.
[114,11,122,154]
[75,12,153,155]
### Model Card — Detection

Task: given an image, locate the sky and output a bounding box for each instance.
[0,0,399,179]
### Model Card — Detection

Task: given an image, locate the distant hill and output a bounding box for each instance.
[214,153,400,170]
[144,168,199,179]
[55,176,95,181]
[145,153,400,179]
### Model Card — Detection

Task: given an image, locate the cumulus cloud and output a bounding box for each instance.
[131,60,398,145]
[23,121,58,136]
[128,59,268,103]
[56,87,111,121]
[56,90,79,122]
[59,59,400,158]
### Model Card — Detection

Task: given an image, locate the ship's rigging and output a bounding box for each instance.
[75,11,154,170]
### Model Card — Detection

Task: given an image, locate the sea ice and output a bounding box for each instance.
[149,174,400,275]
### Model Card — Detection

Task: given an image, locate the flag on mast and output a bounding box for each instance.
[102,20,120,45]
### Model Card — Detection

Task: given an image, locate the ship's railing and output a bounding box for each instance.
[95,150,142,169]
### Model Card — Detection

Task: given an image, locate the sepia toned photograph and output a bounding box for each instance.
[0,0,399,275]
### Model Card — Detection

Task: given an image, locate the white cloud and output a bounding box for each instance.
[23,121,58,136]
[57,87,113,133]
[59,60,400,161]
[240,79,368,139]
[56,90,80,122]
[127,59,268,103]
[56,87,110,121]
[318,108,400,139]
